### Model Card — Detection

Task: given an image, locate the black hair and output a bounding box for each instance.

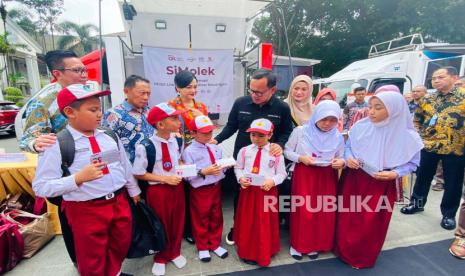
[174,70,197,89]
[251,69,277,88]
[354,86,367,93]
[435,66,458,76]
[44,50,78,71]
[124,74,150,88]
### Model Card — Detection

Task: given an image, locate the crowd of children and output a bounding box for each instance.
[32,83,422,275]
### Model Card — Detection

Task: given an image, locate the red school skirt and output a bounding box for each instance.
[290,163,338,254]
[234,185,280,267]
[334,168,396,269]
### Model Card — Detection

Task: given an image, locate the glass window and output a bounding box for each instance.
[325,79,368,105]
[424,56,463,89]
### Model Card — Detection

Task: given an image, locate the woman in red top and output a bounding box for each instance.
[168,70,208,145]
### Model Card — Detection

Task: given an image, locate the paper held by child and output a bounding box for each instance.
[359,159,381,177]
[244,173,266,186]
[90,149,120,165]
[175,164,197,177]
[313,159,332,166]
[215,157,236,168]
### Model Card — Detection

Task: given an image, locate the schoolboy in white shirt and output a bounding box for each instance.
[32,84,141,276]
[182,115,228,262]
[133,103,186,276]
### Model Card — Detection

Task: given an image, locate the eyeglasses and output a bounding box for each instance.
[247,88,269,97]
[57,67,88,75]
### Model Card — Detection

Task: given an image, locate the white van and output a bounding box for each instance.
[313,34,465,106]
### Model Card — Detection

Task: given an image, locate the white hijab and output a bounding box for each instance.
[303,100,344,160]
[349,91,423,170]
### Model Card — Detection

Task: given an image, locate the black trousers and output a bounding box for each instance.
[54,199,76,264]
[411,150,465,218]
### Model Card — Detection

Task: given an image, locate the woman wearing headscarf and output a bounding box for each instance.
[313,88,343,132]
[284,75,314,127]
[334,91,423,269]
[284,101,345,261]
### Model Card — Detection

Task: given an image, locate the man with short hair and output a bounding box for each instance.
[401,67,465,231]
[102,75,154,163]
[20,50,88,152]
[408,85,427,113]
[211,69,293,246]
[342,86,368,132]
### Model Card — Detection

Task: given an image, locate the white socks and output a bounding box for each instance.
[290,246,302,257]
[213,246,228,258]
[199,250,211,261]
[171,255,187,269]
[152,263,165,276]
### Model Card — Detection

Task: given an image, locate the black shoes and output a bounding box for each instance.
[241,259,257,265]
[441,217,456,230]
[185,236,195,244]
[308,252,319,260]
[226,228,235,245]
[400,204,424,215]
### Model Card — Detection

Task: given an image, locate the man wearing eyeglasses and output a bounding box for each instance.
[20,50,88,153]
[211,69,293,246]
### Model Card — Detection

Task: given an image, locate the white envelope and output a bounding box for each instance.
[90,149,120,165]
[244,173,266,186]
[175,164,197,177]
[313,159,331,166]
[360,160,380,177]
[215,157,236,168]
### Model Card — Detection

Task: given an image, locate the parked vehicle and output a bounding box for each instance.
[0,101,19,134]
[313,34,465,106]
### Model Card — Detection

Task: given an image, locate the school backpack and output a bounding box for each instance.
[137,136,183,199]
[0,217,24,274]
[46,128,120,206]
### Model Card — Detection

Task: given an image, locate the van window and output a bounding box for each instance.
[424,56,463,89]
[325,79,368,105]
[369,78,406,93]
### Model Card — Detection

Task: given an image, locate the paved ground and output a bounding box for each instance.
[3,131,461,276]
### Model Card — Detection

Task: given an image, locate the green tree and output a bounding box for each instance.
[57,21,98,56]
[252,0,465,77]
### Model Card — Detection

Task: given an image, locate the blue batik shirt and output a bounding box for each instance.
[103,100,155,163]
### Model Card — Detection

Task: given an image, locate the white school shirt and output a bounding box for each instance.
[132,134,182,184]
[32,125,141,201]
[182,140,225,188]
[234,143,286,186]
[284,126,345,169]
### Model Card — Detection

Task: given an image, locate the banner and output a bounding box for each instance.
[143,46,234,114]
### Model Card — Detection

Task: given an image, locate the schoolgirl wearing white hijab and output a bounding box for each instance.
[284,100,345,260]
[334,91,423,269]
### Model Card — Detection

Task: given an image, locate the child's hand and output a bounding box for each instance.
[298,155,315,166]
[269,143,283,157]
[201,164,222,176]
[239,177,251,189]
[373,171,398,181]
[261,179,275,191]
[75,161,107,185]
[132,195,141,205]
[331,158,345,169]
[347,158,361,169]
[163,175,183,186]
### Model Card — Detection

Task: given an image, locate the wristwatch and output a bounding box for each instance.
[197,169,206,179]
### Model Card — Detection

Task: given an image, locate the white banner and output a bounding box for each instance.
[143,46,234,114]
